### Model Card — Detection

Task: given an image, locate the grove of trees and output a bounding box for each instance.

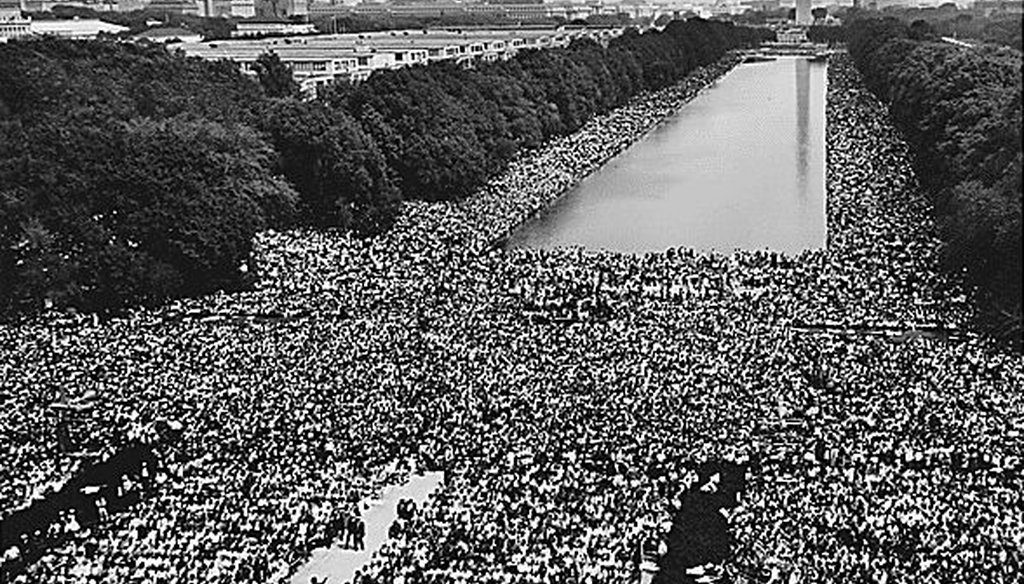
[26,6,238,40]
[873,3,1022,51]
[847,17,1022,347]
[0,20,768,317]
[807,24,847,45]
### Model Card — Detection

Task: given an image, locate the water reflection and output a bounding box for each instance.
[506,57,827,254]
[796,57,810,197]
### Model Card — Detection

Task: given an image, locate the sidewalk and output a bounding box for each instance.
[289,472,444,584]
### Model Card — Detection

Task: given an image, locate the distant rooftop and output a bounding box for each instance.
[136,27,199,39]
[30,19,129,36]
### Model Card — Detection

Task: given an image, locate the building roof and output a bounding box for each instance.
[30,19,129,36]
[175,27,622,67]
[135,27,200,40]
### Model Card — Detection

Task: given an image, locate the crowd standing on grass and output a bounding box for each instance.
[847,17,1022,345]
[1,54,1022,584]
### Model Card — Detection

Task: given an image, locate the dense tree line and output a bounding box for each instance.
[807,25,847,45]
[873,3,1022,51]
[0,20,766,317]
[27,6,238,40]
[0,43,297,314]
[847,18,1022,347]
[330,20,769,200]
[728,7,791,26]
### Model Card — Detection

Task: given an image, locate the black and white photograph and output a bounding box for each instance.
[0,1,1021,583]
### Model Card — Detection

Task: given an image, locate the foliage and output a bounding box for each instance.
[0,117,296,314]
[0,39,262,124]
[0,20,768,317]
[0,40,298,315]
[729,7,790,26]
[338,19,770,202]
[870,4,1023,50]
[847,18,1022,348]
[254,99,400,234]
[26,6,237,39]
[253,52,299,98]
[808,25,847,45]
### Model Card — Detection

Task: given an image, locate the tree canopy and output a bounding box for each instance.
[848,17,1022,347]
[0,20,769,317]
[338,20,769,202]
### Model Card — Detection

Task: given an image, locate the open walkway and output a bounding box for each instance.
[289,472,445,584]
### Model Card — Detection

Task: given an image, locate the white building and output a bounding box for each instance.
[194,0,256,17]
[0,0,21,15]
[795,0,811,24]
[29,18,129,39]
[1,0,31,43]
[0,17,30,42]
[233,21,317,37]
[255,0,307,17]
[0,18,30,42]
[776,27,808,43]
[176,27,625,92]
[230,0,255,17]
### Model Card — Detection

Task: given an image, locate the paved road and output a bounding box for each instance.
[289,472,444,584]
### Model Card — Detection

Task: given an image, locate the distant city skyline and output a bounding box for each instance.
[0,0,998,13]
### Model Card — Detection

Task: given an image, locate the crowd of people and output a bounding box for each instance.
[1,53,1022,584]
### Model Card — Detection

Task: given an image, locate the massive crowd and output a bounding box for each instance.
[1,53,1022,584]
